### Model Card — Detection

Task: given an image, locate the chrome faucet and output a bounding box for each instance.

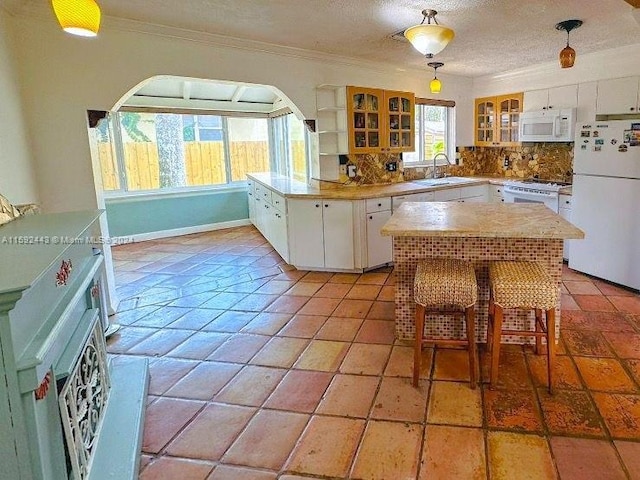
[432,152,451,178]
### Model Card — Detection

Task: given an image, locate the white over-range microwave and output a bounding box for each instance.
[519,108,576,142]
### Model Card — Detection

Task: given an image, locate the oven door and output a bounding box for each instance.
[503,186,559,213]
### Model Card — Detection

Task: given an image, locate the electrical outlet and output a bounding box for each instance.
[386,161,397,172]
[503,157,510,167]
[347,165,357,178]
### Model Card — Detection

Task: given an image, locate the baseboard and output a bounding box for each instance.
[112,219,251,244]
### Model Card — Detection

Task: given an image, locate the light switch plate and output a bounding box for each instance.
[347,165,357,178]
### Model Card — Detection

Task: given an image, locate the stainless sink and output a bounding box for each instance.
[412,177,470,186]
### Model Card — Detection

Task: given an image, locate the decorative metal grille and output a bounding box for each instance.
[58,322,110,480]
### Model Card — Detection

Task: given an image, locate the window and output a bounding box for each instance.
[99,111,305,193]
[403,104,455,166]
[270,114,309,183]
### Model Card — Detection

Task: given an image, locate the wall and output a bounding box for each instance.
[8,13,474,216]
[0,8,37,204]
[105,189,248,237]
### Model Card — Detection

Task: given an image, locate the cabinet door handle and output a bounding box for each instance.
[377,203,382,207]
[369,215,373,220]
[315,204,320,208]
[631,107,636,111]
[548,105,553,109]
[324,204,329,208]
[542,106,547,110]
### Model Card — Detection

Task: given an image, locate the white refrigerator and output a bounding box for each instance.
[569,121,640,290]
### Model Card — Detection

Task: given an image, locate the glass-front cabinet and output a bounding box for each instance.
[347,86,415,154]
[474,92,523,147]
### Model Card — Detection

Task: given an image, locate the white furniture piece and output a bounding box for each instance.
[251,182,289,262]
[391,192,434,211]
[576,81,598,123]
[596,76,640,116]
[316,85,349,156]
[523,85,578,112]
[489,184,505,203]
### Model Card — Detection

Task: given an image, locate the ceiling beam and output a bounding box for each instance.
[182,81,192,100]
[624,0,640,7]
[230,86,247,103]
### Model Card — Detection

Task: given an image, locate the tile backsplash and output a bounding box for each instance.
[448,143,574,182]
[327,143,573,188]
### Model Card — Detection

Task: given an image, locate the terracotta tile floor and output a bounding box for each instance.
[106,225,640,480]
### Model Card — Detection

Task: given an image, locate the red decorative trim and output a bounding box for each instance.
[55,259,73,287]
[34,372,51,400]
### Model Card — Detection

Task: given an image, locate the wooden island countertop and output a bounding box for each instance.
[381,202,584,239]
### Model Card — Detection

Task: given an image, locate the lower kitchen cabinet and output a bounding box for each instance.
[364,197,393,268]
[559,194,572,260]
[288,199,354,270]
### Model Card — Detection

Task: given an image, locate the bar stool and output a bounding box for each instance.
[487,261,558,393]
[413,258,478,388]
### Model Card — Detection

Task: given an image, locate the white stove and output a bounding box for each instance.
[503,179,569,212]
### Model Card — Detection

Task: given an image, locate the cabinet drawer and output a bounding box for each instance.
[459,184,487,199]
[261,188,272,204]
[434,188,460,202]
[271,192,286,212]
[366,197,391,213]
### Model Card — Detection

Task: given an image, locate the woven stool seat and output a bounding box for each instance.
[489,261,557,310]
[414,258,478,308]
[487,261,558,393]
[413,258,478,389]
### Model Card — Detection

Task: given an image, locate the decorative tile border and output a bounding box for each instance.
[394,236,563,344]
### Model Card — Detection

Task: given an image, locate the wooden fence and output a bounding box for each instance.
[97,141,305,191]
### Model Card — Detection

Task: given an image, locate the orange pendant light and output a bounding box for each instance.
[52,0,101,37]
[556,19,583,69]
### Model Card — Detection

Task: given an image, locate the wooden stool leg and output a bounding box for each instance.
[414,304,425,388]
[546,308,556,394]
[534,308,543,355]
[486,296,495,355]
[465,306,477,389]
[490,304,504,390]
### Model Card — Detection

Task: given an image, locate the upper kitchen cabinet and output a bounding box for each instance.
[596,76,640,115]
[474,93,523,147]
[346,86,415,154]
[523,85,578,112]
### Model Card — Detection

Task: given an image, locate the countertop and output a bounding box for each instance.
[249,173,506,200]
[381,202,585,239]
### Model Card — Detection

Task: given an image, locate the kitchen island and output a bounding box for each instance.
[381,202,584,343]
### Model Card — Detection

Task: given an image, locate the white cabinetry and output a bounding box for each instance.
[434,188,460,202]
[523,85,578,112]
[251,183,289,262]
[365,197,392,268]
[559,194,572,260]
[247,179,256,223]
[577,82,597,123]
[391,192,434,211]
[489,184,505,203]
[459,184,489,203]
[596,77,640,115]
[288,199,354,270]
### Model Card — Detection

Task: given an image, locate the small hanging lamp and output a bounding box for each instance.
[404,9,455,58]
[555,19,583,69]
[428,62,444,93]
[52,0,102,37]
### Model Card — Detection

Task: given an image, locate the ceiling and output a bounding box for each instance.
[6,0,640,77]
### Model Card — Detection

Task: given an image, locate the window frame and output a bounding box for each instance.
[102,110,308,198]
[403,101,456,168]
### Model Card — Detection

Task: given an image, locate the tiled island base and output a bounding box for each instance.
[394,236,564,343]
